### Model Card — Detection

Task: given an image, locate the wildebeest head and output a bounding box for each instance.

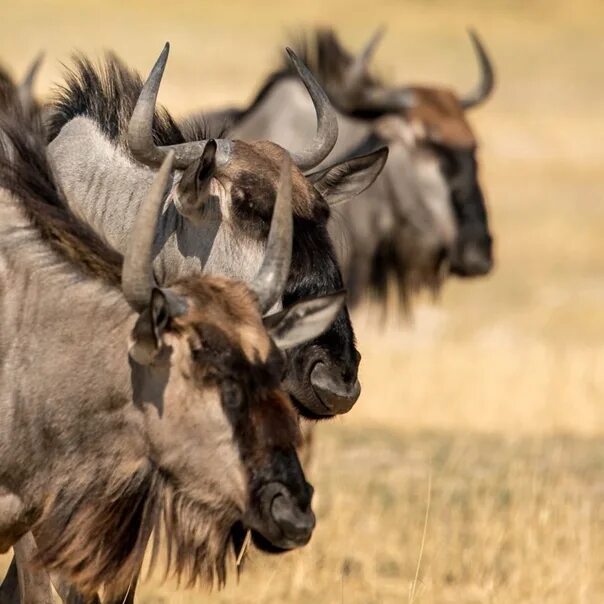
[162,132,385,417]
[122,154,344,580]
[49,44,386,418]
[302,28,495,278]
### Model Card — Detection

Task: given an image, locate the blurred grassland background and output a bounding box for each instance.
[1,0,604,602]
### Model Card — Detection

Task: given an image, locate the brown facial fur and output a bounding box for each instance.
[168,274,302,466]
[172,275,301,446]
[405,86,477,149]
[171,276,274,364]
[222,141,327,223]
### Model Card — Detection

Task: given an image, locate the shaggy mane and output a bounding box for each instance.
[47,52,225,147]
[35,465,239,599]
[0,111,122,286]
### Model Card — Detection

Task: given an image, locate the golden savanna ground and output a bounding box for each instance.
[1,0,603,602]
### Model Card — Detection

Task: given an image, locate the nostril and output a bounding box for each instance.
[270,494,315,541]
[310,363,360,414]
[462,245,492,275]
[342,367,356,385]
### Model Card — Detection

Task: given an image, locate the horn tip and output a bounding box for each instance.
[467,27,480,44]
[32,52,45,68]
[285,47,305,74]
[22,52,44,86]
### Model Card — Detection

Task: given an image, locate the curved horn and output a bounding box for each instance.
[128,43,232,170]
[251,156,293,314]
[285,48,338,171]
[18,53,43,115]
[122,151,174,311]
[345,26,385,89]
[460,29,495,109]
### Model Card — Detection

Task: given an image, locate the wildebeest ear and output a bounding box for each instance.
[129,288,188,365]
[307,147,388,207]
[264,291,346,351]
[174,139,217,219]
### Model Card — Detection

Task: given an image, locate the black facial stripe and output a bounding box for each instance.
[191,323,284,411]
[431,146,491,233]
[282,217,358,377]
[247,448,310,510]
[189,323,306,509]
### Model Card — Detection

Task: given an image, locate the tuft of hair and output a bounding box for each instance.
[366,237,445,316]
[0,110,122,286]
[48,52,224,148]
[35,464,160,600]
[35,465,239,599]
[147,479,237,591]
[47,52,182,147]
[179,109,233,141]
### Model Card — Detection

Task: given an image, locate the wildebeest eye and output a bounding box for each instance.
[231,186,247,206]
[232,186,269,221]
[222,379,245,411]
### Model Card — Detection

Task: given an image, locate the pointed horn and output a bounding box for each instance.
[359,25,386,64]
[346,26,385,88]
[128,43,231,170]
[285,48,338,171]
[460,29,495,109]
[128,43,172,167]
[122,151,174,311]
[18,53,43,115]
[251,156,293,314]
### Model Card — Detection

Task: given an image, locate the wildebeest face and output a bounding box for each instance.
[173,139,387,418]
[408,86,493,276]
[373,112,456,284]
[374,86,493,279]
[128,276,340,551]
[297,28,495,282]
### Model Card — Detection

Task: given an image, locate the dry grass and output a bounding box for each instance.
[1,0,603,602]
[133,428,604,604]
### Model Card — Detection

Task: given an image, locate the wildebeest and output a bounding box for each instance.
[0,109,345,601]
[203,28,495,308]
[46,44,388,418]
